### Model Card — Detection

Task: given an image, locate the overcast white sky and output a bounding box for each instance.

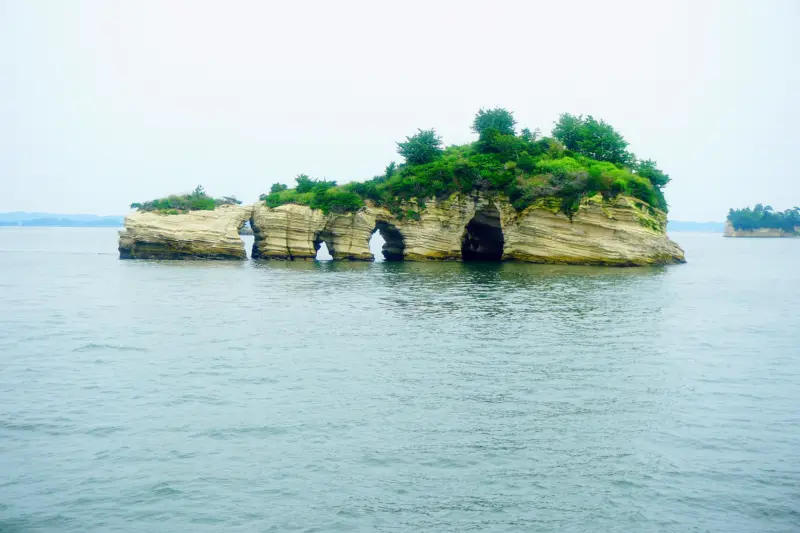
[2,0,798,220]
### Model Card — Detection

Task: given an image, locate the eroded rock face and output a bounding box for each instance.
[250,203,375,260]
[380,195,476,261]
[249,193,686,265]
[723,221,798,238]
[502,195,686,266]
[250,204,326,260]
[118,204,253,260]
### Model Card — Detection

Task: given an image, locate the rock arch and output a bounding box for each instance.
[372,221,405,261]
[313,231,336,260]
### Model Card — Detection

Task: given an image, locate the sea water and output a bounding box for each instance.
[1,228,798,532]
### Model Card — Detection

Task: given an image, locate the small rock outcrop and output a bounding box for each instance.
[723,221,798,238]
[248,193,685,266]
[119,204,253,260]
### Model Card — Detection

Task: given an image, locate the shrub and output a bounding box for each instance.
[520,127,540,142]
[260,188,313,208]
[311,189,364,214]
[477,130,527,157]
[385,161,397,179]
[295,174,337,194]
[626,176,659,207]
[535,157,584,177]
[219,196,242,205]
[508,175,557,211]
[587,163,626,195]
[610,178,628,196]
[345,180,383,203]
[518,152,536,173]
[635,159,670,188]
[261,175,363,214]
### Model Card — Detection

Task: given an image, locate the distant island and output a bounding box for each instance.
[725,204,799,238]
[0,212,124,227]
[119,109,686,266]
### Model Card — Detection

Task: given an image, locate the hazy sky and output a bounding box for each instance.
[2,0,798,220]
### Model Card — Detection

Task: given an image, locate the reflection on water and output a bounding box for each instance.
[252,255,667,277]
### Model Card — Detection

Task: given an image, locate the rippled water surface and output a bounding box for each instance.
[1,228,799,532]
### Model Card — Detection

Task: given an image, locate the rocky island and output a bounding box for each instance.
[724,204,799,238]
[118,186,251,260]
[120,109,686,265]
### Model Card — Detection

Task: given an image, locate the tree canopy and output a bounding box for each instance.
[472,108,517,138]
[396,129,443,165]
[552,113,633,166]
[635,159,670,188]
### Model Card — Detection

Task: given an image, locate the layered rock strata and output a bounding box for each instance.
[723,221,798,238]
[502,195,685,265]
[118,204,253,259]
[248,193,685,266]
[118,194,685,264]
[250,203,375,260]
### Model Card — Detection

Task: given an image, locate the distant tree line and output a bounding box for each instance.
[727,204,800,232]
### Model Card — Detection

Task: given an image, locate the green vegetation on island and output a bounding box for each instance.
[131,186,242,214]
[261,109,671,217]
[727,204,800,232]
[259,176,364,216]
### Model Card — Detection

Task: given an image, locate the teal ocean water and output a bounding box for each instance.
[1,228,798,532]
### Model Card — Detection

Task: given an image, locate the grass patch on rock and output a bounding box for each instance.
[131,186,242,214]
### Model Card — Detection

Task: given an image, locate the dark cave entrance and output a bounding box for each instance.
[461,206,504,261]
[370,221,405,261]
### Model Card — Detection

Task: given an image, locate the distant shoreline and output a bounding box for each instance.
[0,212,124,227]
[667,221,724,233]
[0,220,123,228]
[1,213,723,233]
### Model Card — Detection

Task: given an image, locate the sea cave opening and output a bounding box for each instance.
[314,234,334,261]
[239,220,254,259]
[461,206,504,261]
[370,221,405,261]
